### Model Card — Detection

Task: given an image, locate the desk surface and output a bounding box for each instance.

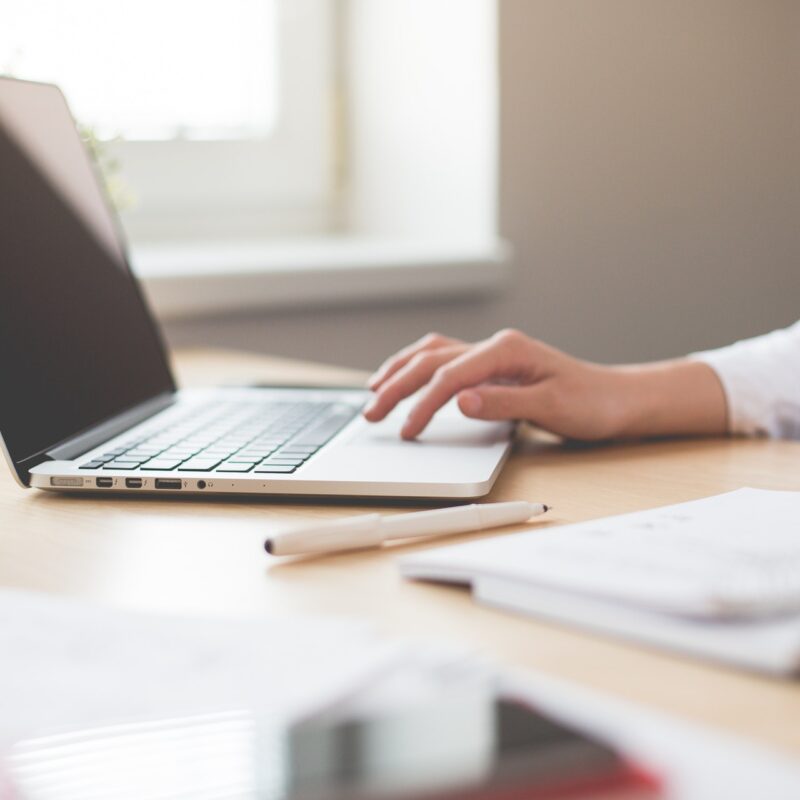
[2,348,800,756]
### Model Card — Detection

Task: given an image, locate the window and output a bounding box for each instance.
[1,0,335,242]
[3,0,505,319]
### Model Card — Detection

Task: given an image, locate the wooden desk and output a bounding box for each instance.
[2,348,800,756]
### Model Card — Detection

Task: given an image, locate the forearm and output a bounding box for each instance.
[614,360,728,438]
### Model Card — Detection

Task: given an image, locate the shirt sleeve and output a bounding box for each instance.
[689,321,800,439]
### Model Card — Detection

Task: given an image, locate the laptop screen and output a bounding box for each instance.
[0,79,174,479]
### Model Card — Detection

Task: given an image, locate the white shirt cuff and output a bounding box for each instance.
[689,321,800,439]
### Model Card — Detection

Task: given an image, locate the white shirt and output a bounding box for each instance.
[691,321,800,439]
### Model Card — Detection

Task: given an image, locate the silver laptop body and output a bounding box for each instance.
[0,78,512,500]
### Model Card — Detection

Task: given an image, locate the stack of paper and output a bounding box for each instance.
[400,488,800,675]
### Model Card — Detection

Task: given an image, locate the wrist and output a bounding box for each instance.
[613,360,728,439]
[605,366,654,439]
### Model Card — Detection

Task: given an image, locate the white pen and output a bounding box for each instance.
[264,501,550,557]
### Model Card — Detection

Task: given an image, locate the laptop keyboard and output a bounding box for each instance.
[78,400,360,475]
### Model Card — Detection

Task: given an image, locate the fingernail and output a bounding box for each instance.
[459,390,482,415]
[363,399,378,417]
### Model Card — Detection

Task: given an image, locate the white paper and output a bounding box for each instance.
[475,575,800,675]
[401,488,800,619]
[0,589,402,754]
[400,488,800,673]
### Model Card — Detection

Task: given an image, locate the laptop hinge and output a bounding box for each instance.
[45,392,176,462]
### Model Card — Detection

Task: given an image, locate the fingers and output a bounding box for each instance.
[367,332,462,391]
[458,384,552,422]
[365,329,549,439]
[363,345,466,422]
[400,333,531,439]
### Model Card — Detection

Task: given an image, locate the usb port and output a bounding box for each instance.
[125,478,143,489]
[96,477,113,488]
[155,478,182,490]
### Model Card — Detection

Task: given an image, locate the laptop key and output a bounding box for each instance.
[291,414,355,447]
[178,458,223,471]
[141,459,183,470]
[79,461,105,469]
[216,462,255,472]
[103,460,142,470]
[254,464,297,473]
[279,446,318,454]
[125,450,163,459]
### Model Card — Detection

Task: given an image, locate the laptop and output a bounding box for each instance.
[0,77,512,500]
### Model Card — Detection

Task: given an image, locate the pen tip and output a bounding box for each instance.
[264,539,274,555]
[543,505,551,512]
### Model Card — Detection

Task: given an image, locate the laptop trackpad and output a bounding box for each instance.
[302,400,512,484]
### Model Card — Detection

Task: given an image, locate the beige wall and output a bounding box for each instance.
[165,0,800,369]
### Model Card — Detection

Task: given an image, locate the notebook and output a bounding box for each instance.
[399,488,800,676]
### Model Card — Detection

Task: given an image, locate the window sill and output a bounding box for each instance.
[131,237,511,320]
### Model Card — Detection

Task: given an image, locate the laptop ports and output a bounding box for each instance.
[155,478,182,490]
[125,478,143,489]
[96,477,113,488]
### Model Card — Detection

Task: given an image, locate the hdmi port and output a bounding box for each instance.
[155,478,182,490]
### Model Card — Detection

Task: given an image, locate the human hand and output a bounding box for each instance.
[363,330,634,440]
